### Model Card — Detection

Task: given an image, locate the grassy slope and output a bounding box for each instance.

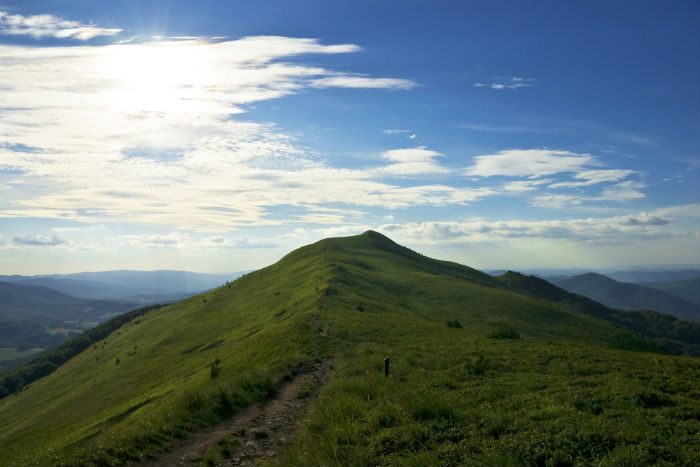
[0,231,698,466]
[495,271,700,357]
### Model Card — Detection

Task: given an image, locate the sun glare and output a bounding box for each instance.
[102,41,209,115]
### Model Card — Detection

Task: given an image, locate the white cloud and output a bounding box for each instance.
[600,181,646,202]
[466,149,642,207]
[466,149,597,178]
[473,76,534,90]
[310,74,417,90]
[0,36,433,231]
[0,11,121,40]
[376,147,448,176]
[378,206,694,245]
[13,233,67,246]
[530,181,646,208]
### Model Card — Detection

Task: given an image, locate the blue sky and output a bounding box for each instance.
[0,0,698,274]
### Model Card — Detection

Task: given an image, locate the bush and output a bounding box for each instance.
[446,320,462,328]
[210,358,222,379]
[489,327,520,339]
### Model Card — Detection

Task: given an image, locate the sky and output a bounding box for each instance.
[0,0,698,275]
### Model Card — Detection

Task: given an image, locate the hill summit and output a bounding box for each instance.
[1,231,698,466]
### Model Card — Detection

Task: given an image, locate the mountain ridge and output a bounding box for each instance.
[0,231,697,466]
[552,272,698,322]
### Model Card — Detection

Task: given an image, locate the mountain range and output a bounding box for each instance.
[0,232,697,466]
[551,273,698,322]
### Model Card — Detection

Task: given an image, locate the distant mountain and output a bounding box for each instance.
[0,281,139,370]
[639,277,700,305]
[0,270,244,303]
[4,277,138,301]
[607,269,700,283]
[551,273,698,322]
[55,270,238,294]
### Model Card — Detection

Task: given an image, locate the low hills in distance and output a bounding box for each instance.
[0,270,239,302]
[0,231,698,466]
[551,272,698,322]
[0,271,243,370]
[638,276,700,305]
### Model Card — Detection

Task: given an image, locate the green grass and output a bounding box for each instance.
[279,332,699,466]
[0,231,697,466]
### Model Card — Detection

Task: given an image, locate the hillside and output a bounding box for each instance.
[639,276,700,304]
[496,271,699,356]
[0,231,698,467]
[0,281,139,370]
[552,273,698,322]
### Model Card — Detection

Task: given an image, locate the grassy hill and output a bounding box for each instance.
[552,273,698,322]
[0,231,698,466]
[0,281,139,370]
[496,271,699,356]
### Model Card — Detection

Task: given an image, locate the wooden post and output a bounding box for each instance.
[384,355,391,377]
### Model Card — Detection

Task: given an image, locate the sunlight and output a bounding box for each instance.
[101,40,210,115]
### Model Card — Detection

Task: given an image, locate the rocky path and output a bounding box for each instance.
[134,359,331,467]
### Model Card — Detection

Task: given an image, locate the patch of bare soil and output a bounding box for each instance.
[133,359,331,467]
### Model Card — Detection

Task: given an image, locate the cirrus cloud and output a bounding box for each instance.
[0,11,121,40]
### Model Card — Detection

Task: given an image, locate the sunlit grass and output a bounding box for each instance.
[0,231,697,466]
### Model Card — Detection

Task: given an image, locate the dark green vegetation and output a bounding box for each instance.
[552,273,698,322]
[0,231,698,466]
[0,281,139,370]
[497,271,699,357]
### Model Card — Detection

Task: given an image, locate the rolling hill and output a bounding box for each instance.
[0,231,698,467]
[639,276,700,305]
[0,281,140,370]
[552,273,698,322]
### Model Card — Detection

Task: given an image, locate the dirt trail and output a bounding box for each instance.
[133,360,331,467]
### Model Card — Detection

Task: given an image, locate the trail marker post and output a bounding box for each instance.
[384,355,391,377]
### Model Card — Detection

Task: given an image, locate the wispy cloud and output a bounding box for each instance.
[310,74,417,90]
[0,11,121,40]
[473,76,534,90]
[376,147,448,176]
[0,35,429,230]
[547,169,637,188]
[378,205,696,244]
[466,149,597,178]
[466,149,644,209]
[13,234,67,246]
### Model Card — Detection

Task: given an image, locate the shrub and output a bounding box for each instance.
[489,327,520,339]
[446,319,462,328]
[210,358,222,379]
